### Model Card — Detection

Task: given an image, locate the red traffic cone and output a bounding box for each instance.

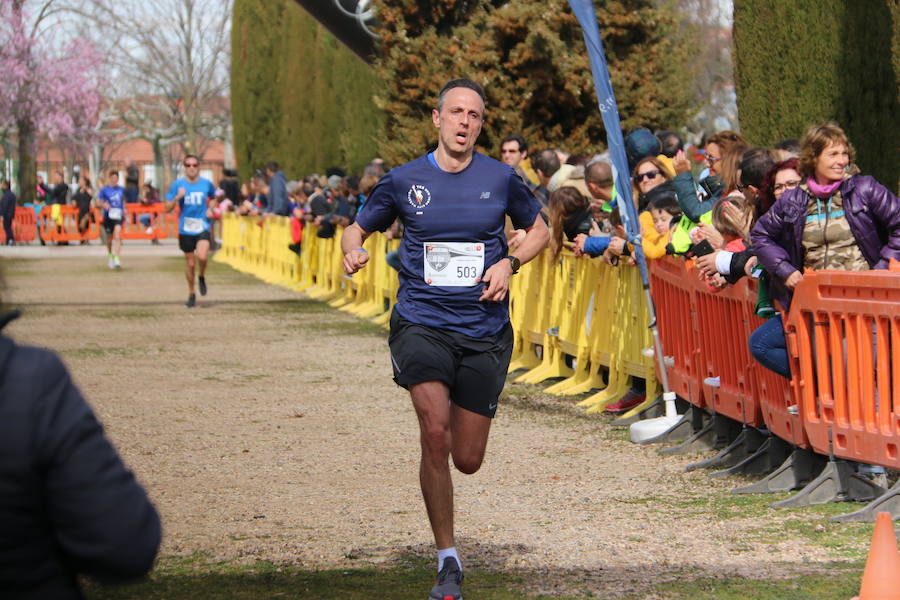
[853,512,900,600]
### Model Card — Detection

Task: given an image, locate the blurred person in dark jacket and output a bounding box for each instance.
[0,308,161,599]
[1,180,16,245]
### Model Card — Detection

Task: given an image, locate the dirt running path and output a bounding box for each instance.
[2,250,862,596]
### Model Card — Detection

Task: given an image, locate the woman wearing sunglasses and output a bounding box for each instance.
[671,130,747,223]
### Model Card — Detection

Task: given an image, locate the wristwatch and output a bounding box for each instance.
[505,255,521,274]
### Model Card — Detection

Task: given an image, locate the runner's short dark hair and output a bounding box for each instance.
[437,78,485,111]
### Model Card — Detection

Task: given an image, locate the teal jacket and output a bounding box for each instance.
[672,171,723,223]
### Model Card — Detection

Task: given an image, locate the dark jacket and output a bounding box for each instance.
[0,190,16,221]
[751,175,900,308]
[267,170,290,216]
[51,183,69,206]
[0,313,161,599]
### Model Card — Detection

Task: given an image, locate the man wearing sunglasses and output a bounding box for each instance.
[165,155,216,308]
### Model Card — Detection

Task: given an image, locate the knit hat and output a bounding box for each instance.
[625,128,662,171]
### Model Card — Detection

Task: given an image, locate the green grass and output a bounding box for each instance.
[61,345,133,358]
[655,563,863,600]
[82,553,865,600]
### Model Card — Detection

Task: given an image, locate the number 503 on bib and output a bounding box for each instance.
[423,241,485,287]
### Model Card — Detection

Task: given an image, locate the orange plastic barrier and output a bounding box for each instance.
[650,257,782,431]
[785,266,900,469]
[38,205,102,243]
[120,204,170,240]
[694,275,764,427]
[747,276,807,448]
[649,257,705,407]
[0,207,37,243]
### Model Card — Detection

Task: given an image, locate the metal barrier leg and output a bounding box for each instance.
[731,447,826,495]
[832,478,900,522]
[711,434,792,479]
[685,422,762,472]
[772,459,887,508]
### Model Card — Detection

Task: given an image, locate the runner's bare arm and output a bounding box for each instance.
[480,214,549,302]
[340,222,371,274]
[164,188,185,213]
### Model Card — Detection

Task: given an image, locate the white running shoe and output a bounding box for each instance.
[108,256,115,269]
[113,256,121,269]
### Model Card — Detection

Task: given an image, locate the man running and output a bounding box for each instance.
[341,78,549,600]
[98,170,125,269]
[164,155,216,308]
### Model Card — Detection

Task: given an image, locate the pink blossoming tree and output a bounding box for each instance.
[0,0,103,204]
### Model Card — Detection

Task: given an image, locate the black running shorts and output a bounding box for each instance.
[103,219,122,234]
[179,230,211,253]
[388,310,513,418]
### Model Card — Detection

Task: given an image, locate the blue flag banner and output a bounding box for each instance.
[567,0,649,286]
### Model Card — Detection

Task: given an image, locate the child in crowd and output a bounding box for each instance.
[640,182,681,260]
[699,195,753,290]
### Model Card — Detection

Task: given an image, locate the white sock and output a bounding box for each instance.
[437,546,461,572]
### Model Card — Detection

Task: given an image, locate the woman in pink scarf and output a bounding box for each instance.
[749,122,900,379]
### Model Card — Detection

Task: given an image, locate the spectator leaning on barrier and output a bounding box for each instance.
[693,149,775,286]
[72,176,94,243]
[315,174,347,239]
[750,122,900,379]
[1,180,15,245]
[36,175,49,203]
[530,149,561,207]
[265,161,290,217]
[572,160,615,258]
[50,170,69,206]
[0,310,161,599]
[219,168,241,205]
[139,183,161,244]
[548,185,592,259]
[124,159,140,204]
[644,183,682,259]
[633,159,675,260]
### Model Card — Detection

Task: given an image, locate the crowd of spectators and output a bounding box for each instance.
[4,122,896,419]
[525,122,898,423]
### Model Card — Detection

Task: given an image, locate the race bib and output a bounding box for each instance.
[108,207,122,220]
[423,241,485,287]
[183,217,205,233]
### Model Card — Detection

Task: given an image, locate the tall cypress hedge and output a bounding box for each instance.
[734,0,898,191]
[231,0,384,179]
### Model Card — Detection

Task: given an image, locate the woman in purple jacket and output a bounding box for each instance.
[749,122,900,378]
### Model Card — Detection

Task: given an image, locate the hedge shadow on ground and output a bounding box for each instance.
[83,547,862,600]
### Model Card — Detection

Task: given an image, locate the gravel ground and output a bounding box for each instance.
[1,249,865,597]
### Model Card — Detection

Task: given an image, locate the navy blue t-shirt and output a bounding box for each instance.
[355,151,541,337]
